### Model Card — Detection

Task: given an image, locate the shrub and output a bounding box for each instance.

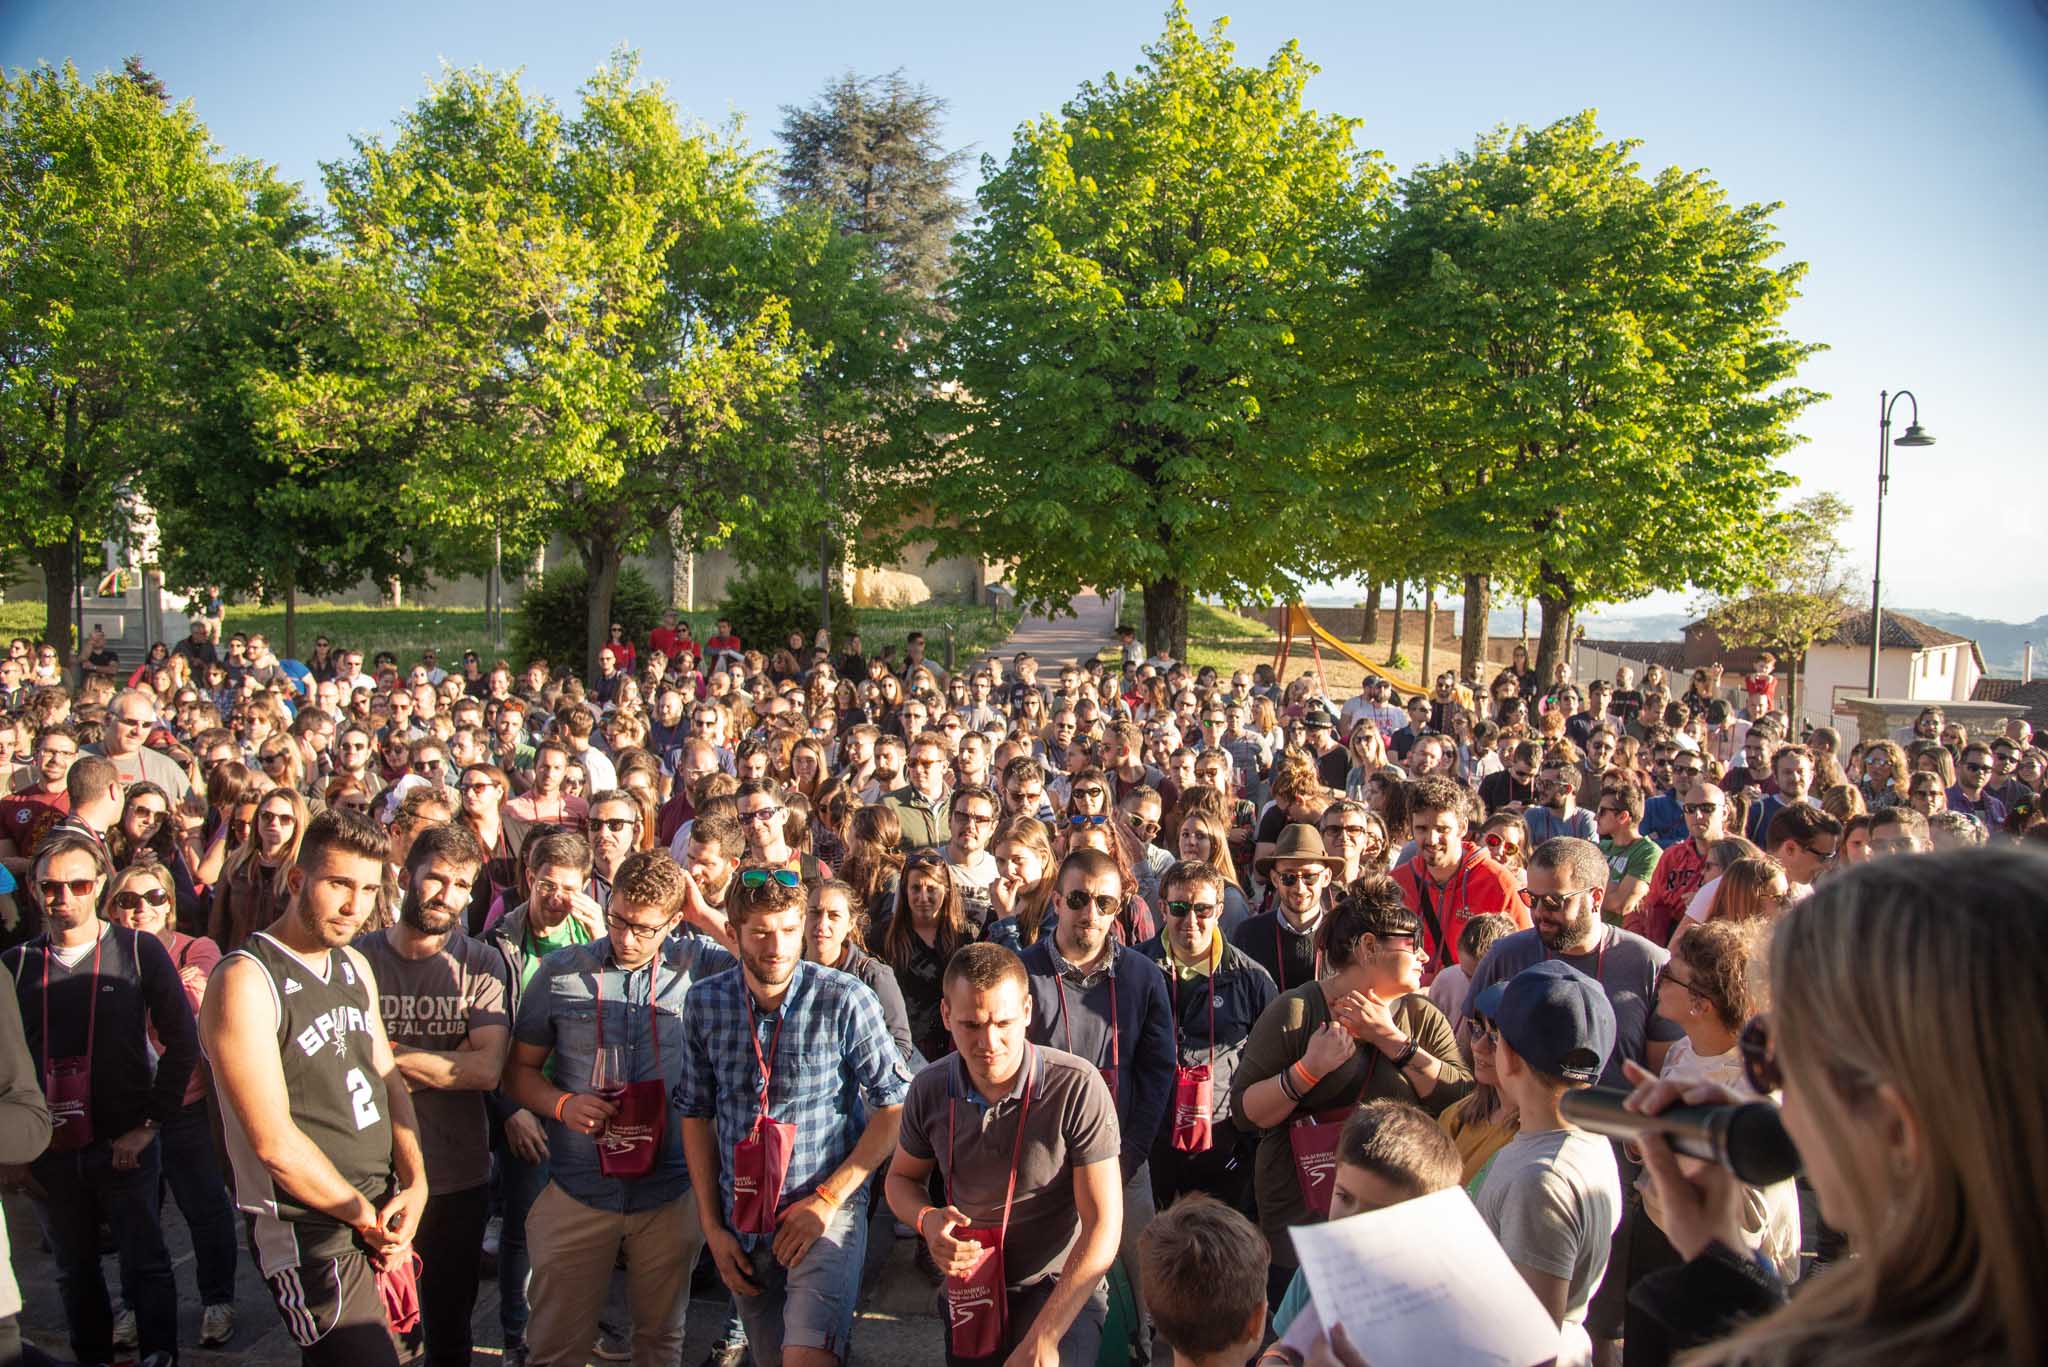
[512,562,665,678]
[717,571,858,656]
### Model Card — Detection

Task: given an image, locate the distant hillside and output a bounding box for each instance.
[1898,609,2048,678]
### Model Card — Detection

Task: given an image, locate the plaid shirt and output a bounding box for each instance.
[675,959,913,1247]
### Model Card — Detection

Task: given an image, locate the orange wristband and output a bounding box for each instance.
[553,1093,572,1122]
[915,1205,936,1237]
[1291,1060,1323,1092]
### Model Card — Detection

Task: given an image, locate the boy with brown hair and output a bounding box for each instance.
[1139,1195,1270,1367]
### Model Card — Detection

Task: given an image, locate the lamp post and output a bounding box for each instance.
[1868,389,1936,696]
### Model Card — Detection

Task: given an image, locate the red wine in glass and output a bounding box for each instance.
[591,1044,628,1107]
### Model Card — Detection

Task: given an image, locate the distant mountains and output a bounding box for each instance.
[1557,605,2046,679]
[1308,598,2046,678]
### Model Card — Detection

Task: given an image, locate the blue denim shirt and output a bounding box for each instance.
[514,933,735,1213]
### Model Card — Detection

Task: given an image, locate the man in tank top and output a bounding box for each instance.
[202,809,426,1366]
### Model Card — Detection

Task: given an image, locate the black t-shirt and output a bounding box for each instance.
[1315,746,1350,791]
[85,647,119,672]
[171,638,218,668]
[1255,803,1291,846]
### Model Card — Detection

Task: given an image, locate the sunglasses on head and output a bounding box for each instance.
[739,867,802,889]
[1067,812,1110,828]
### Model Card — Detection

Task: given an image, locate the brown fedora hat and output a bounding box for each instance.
[1254,823,1346,877]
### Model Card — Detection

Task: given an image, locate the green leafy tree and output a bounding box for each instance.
[1698,492,1854,723]
[142,182,457,658]
[1358,111,1823,681]
[764,73,961,627]
[0,61,255,660]
[925,4,1386,658]
[268,55,802,679]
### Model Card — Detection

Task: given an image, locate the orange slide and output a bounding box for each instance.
[1271,603,1426,697]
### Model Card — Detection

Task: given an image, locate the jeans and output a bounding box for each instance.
[730,1199,868,1362]
[32,1137,178,1364]
[496,1148,553,1345]
[156,1096,240,1305]
[412,1184,490,1367]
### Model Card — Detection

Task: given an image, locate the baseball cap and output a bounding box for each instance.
[1494,960,1616,1085]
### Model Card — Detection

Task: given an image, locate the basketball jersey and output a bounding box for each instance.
[219,931,393,1276]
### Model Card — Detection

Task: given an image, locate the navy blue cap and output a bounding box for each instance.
[1469,981,1507,1024]
[1495,960,1616,1085]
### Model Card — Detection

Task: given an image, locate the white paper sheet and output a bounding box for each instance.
[1288,1186,1561,1367]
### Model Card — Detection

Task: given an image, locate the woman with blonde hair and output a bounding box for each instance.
[1626,847,2048,1365]
[1857,739,1910,810]
[208,784,309,951]
[984,816,1058,950]
[1175,807,1252,927]
[1672,851,1787,953]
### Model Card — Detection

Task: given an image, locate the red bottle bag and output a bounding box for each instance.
[378,1249,424,1334]
[731,999,796,1234]
[1288,1105,1356,1217]
[594,967,667,1180]
[42,939,101,1154]
[1166,969,1218,1154]
[944,1047,1038,1362]
[943,1225,1008,1360]
[732,1114,797,1234]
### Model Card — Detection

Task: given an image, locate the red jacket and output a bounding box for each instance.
[1392,844,1527,976]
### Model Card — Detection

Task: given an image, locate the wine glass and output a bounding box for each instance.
[590,1044,628,1106]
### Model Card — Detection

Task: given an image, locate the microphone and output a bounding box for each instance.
[1560,1087,1802,1185]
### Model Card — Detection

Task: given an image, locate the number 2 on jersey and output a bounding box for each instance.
[345,1067,380,1130]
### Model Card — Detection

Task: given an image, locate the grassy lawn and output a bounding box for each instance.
[0,598,1020,670]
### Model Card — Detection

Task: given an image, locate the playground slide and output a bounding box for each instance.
[1282,604,1427,695]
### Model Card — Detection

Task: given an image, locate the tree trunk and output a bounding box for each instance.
[582,538,623,682]
[1534,560,1575,686]
[1361,580,1381,644]
[1387,580,1406,665]
[283,579,299,661]
[1461,572,1491,683]
[1420,584,1436,684]
[40,541,77,669]
[1143,577,1189,662]
[1784,655,1800,729]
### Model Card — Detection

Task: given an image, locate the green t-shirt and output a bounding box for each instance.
[1600,835,1660,887]
[517,913,592,993]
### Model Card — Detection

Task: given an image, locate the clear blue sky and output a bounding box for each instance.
[7,0,2045,621]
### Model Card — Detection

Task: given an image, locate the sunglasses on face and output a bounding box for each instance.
[1682,802,1721,816]
[38,878,100,902]
[1516,887,1588,914]
[112,888,172,910]
[739,867,802,889]
[740,806,784,824]
[1483,833,1521,855]
[591,816,639,835]
[1062,888,1121,916]
[1163,900,1219,920]
[1276,870,1327,888]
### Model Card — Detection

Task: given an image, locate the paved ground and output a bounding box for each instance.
[5,1188,951,1364]
[990,593,1118,669]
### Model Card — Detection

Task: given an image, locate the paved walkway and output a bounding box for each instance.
[4,1187,946,1364]
[992,592,1120,667]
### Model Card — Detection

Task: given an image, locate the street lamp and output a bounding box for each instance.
[1868,389,1935,696]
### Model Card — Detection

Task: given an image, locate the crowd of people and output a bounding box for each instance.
[0,615,2040,1367]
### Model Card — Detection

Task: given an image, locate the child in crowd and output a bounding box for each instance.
[1474,960,1623,1365]
[1141,1195,1273,1367]
[1259,1101,1464,1364]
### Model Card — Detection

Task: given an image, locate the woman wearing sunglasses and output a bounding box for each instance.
[108,782,205,933]
[1230,879,1472,1305]
[1625,847,2048,1365]
[103,862,242,1345]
